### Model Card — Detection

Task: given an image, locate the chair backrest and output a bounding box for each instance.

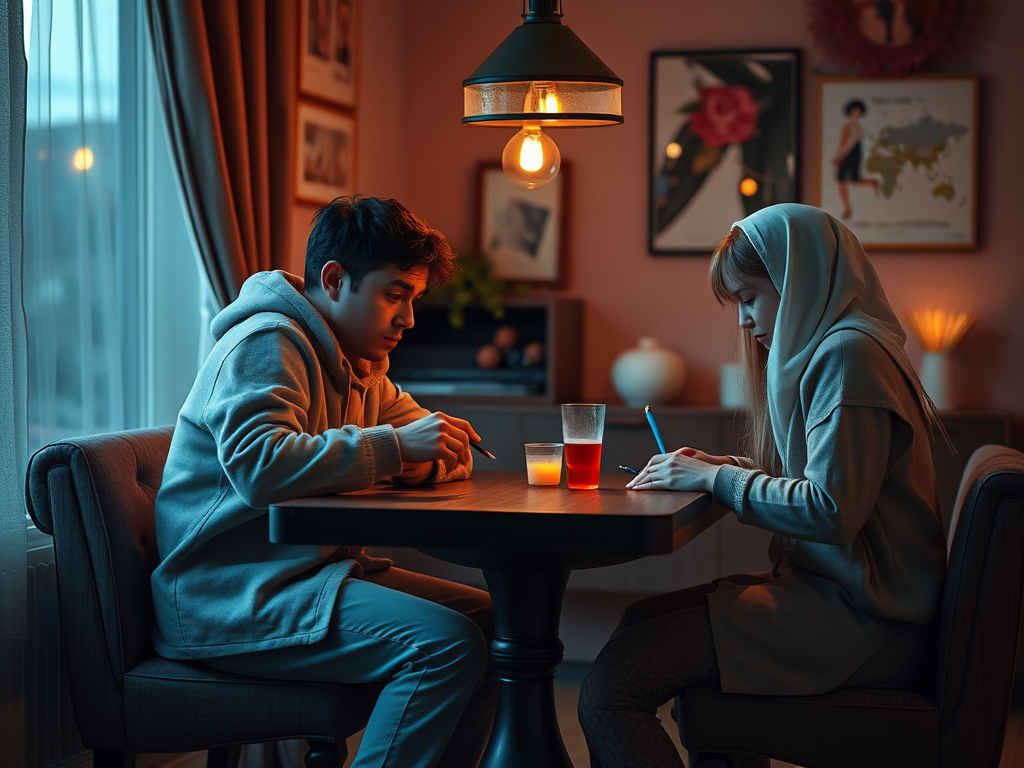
[933,444,1024,768]
[25,426,174,748]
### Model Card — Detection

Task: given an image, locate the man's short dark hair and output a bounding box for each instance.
[304,196,457,292]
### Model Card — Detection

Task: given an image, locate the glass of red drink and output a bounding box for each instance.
[561,404,606,490]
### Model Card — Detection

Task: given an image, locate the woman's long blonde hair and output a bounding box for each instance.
[710,228,782,476]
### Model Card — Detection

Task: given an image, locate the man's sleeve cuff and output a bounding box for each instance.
[362,424,403,480]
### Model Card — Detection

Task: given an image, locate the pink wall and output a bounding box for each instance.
[290,0,408,274]
[297,0,1024,438]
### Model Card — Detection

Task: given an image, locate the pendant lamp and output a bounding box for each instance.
[463,0,623,189]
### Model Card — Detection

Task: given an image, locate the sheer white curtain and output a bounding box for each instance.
[23,0,203,455]
[25,0,130,447]
[8,0,204,761]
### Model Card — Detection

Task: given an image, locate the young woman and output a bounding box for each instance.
[832,99,880,218]
[577,203,948,768]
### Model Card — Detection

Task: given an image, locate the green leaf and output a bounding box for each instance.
[430,251,511,329]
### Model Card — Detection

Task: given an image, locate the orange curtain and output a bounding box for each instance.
[146,0,296,308]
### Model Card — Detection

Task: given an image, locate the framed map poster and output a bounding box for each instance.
[814,74,978,249]
[649,49,801,255]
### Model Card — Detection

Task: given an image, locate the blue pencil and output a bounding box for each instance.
[644,405,667,454]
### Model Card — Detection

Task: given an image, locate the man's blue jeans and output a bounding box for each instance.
[204,567,496,768]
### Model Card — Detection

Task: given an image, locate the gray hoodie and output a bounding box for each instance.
[150,270,469,660]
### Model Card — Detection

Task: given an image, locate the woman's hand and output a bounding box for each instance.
[675,447,736,467]
[626,447,726,493]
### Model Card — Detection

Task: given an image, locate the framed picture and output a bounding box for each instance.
[477,162,568,286]
[295,101,356,204]
[299,0,357,108]
[814,74,978,249]
[649,49,801,255]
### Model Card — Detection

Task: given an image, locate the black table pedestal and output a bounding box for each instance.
[272,476,717,765]
[480,567,573,768]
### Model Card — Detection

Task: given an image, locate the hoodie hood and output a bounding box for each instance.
[211,270,387,388]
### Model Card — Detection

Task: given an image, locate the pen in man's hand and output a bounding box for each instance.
[644,405,668,454]
[470,442,497,460]
[619,465,640,475]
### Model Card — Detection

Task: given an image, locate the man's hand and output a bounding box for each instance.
[394,412,481,473]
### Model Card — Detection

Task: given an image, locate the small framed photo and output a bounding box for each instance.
[649,49,801,255]
[477,162,568,286]
[299,0,356,108]
[814,74,978,249]
[295,101,356,204]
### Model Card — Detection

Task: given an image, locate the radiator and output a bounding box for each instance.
[3,537,88,768]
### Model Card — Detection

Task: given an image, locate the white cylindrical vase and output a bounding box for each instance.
[612,337,686,407]
[720,363,745,409]
[919,351,953,410]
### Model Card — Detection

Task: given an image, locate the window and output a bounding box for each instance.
[23,0,207,455]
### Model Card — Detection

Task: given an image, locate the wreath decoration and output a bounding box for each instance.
[807,0,981,76]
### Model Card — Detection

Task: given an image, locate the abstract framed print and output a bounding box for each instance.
[477,162,568,286]
[649,49,801,255]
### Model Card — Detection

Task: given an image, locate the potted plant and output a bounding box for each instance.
[431,251,525,329]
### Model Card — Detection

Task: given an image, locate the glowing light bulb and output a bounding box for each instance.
[524,82,562,115]
[739,177,759,196]
[519,133,544,172]
[502,124,560,189]
[72,147,94,171]
[665,142,682,159]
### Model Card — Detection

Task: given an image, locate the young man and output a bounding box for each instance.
[151,197,495,768]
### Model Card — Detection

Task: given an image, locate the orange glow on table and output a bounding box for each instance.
[526,461,562,486]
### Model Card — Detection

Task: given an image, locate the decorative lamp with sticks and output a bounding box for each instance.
[904,309,976,410]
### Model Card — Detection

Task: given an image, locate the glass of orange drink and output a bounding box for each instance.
[524,443,564,486]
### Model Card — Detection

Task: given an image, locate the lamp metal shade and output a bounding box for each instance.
[463,14,622,127]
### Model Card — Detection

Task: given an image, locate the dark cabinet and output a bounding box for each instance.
[387,296,583,404]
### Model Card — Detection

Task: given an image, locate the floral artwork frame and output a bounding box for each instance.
[649,49,801,256]
[477,162,568,286]
[299,0,357,108]
[295,101,356,204]
[814,74,978,250]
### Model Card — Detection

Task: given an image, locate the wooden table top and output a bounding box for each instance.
[269,471,723,559]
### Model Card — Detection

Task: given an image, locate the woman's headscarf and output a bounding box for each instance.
[733,203,946,465]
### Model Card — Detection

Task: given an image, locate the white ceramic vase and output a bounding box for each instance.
[919,351,953,409]
[612,337,686,407]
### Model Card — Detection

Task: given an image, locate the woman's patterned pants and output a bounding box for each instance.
[577,582,720,768]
